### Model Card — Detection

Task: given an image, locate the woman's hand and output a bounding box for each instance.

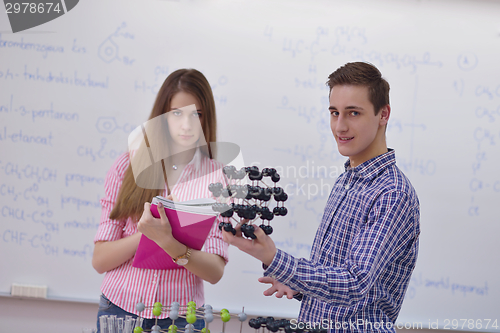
[137,202,173,249]
[167,193,179,202]
[258,276,298,299]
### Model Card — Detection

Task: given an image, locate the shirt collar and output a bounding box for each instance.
[185,146,202,171]
[344,148,396,179]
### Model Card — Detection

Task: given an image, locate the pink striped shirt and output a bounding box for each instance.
[94,150,228,318]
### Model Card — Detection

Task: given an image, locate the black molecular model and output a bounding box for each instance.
[209,165,288,239]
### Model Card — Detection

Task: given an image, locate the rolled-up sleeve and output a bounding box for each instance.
[203,214,229,264]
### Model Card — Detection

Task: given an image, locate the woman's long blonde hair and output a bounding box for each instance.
[109,69,217,222]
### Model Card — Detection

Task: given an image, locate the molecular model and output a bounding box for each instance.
[106,301,247,333]
[99,301,247,333]
[209,165,288,239]
[248,317,327,333]
[99,301,327,333]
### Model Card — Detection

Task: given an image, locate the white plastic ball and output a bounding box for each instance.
[204,313,214,323]
[169,310,179,320]
[185,324,194,333]
[135,302,145,312]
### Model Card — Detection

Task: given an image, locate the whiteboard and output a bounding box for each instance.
[1,0,499,330]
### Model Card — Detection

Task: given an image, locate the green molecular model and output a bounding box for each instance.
[129,301,248,333]
[99,300,325,333]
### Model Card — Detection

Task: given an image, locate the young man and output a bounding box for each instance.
[222,62,420,332]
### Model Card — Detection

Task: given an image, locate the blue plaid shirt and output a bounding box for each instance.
[265,149,420,332]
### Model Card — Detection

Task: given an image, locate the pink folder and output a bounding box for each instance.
[132,203,218,270]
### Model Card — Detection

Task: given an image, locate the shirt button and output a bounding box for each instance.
[345,185,350,190]
[308,300,312,305]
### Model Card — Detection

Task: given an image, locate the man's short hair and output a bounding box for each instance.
[327,62,390,115]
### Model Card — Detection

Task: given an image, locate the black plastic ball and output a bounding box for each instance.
[245,208,257,220]
[237,206,247,218]
[249,318,260,329]
[273,187,284,195]
[266,321,280,332]
[265,317,275,325]
[262,210,274,221]
[275,192,288,202]
[234,168,247,179]
[235,185,248,199]
[242,224,256,239]
[220,209,233,218]
[223,165,236,177]
[256,317,267,326]
[259,224,273,235]
[249,166,259,176]
[278,207,288,216]
[279,319,290,327]
[249,172,263,181]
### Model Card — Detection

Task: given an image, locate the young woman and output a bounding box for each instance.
[92,69,228,331]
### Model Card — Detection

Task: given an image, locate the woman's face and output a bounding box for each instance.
[166,91,204,151]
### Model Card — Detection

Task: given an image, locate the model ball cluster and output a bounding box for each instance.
[209,165,288,239]
[128,301,247,333]
[102,301,324,333]
[249,317,327,333]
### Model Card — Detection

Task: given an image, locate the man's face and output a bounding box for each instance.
[329,85,389,167]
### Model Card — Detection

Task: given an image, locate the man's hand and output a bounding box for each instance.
[258,276,298,299]
[221,222,277,267]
